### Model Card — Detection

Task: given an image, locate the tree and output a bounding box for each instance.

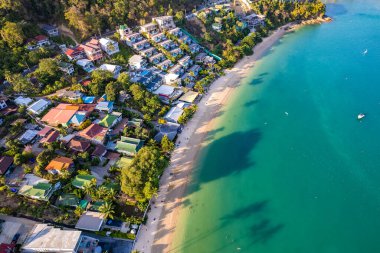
[161,135,174,153]
[4,72,37,94]
[33,58,61,85]
[105,82,118,101]
[0,22,24,48]
[13,153,25,166]
[121,146,168,202]
[89,70,114,96]
[99,202,115,219]
[74,206,84,217]
[83,182,95,196]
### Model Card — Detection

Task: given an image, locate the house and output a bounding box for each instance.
[99,38,120,55]
[115,136,144,156]
[0,96,7,110]
[242,13,265,29]
[34,35,50,47]
[27,99,50,115]
[168,27,183,37]
[140,23,159,37]
[56,90,83,101]
[140,47,157,58]
[37,126,53,138]
[78,124,107,144]
[14,96,33,106]
[151,32,166,43]
[132,39,150,51]
[149,53,165,64]
[18,130,38,144]
[91,145,107,160]
[99,112,122,128]
[72,174,97,189]
[75,211,105,232]
[82,96,96,104]
[188,64,202,76]
[80,39,103,61]
[76,59,95,73]
[178,56,193,69]
[95,101,114,113]
[0,156,13,175]
[179,91,199,104]
[41,24,59,37]
[45,157,74,175]
[164,73,180,85]
[153,16,176,30]
[118,24,132,40]
[18,180,57,201]
[21,224,98,253]
[41,104,78,127]
[195,52,207,63]
[212,23,223,32]
[164,106,184,123]
[98,64,122,78]
[124,33,143,46]
[168,64,184,76]
[170,48,182,58]
[57,62,74,75]
[159,40,175,50]
[158,59,173,71]
[178,35,192,45]
[128,118,143,128]
[39,129,60,145]
[129,55,147,70]
[67,138,91,152]
[154,122,181,142]
[65,46,85,60]
[189,43,201,54]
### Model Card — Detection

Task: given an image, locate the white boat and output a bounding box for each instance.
[363,49,368,55]
[357,113,365,120]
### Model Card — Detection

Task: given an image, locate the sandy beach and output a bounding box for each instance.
[133,24,291,253]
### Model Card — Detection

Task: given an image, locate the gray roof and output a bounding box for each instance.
[75,211,105,231]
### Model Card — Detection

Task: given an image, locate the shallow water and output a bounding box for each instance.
[172,1,380,252]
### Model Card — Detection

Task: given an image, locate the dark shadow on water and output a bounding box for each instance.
[205,127,225,141]
[244,99,259,108]
[250,219,284,244]
[220,200,268,222]
[249,77,265,86]
[186,128,261,195]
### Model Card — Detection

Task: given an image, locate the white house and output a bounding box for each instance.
[99,38,120,55]
[129,55,147,70]
[164,106,184,123]
[27,99,50,115]
[153,16,176,30]
[76,59,95,73]
[98,64,122,79]
[58,62,75,75]
[41,24,59,37]
[14,96,33,106]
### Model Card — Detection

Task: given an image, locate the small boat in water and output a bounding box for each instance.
[357,113,365,120]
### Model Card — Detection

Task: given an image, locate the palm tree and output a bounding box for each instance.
[83,182,94,196]
[99,202,115,219]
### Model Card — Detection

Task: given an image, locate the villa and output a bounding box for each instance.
[118,24,132,40]
[158,59,173,71]
[164,106,184,123]
[140,23,159,37]
[14,96,33,106]
[168,64,184,76]
[18,175,58,201]
[189,43,201,54]
[151,32,167,43]
[149,53,166,64]
[76,59,95,73]
[115,136,144,156]
[41,104,79,127]
[124,33,143,46]
[58,62,75,75]
[178,55,193,69]
[154,122,181,142]
[168,27,183,37]
[99,112,122,128]
[153,16,176,30]
[45,156,74,175]
[129,55,148,70]
[34,35,50,47]
[133,39,151,51]
[170,48,182,57]
[80,39,103,61]
[98,64,122,78]
[99,37,120,55]
[95,101,114,113]
[159,40,177,50]
[178,35,192,45]
[41,24,59,37]
[140,47,157,58]
[67,138,91,153]
[65,46,85,60]
[78,123,108,144]
[27,99,50,115]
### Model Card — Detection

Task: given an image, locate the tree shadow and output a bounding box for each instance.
[220,200,268,222]
[244,99,259,108]
[249,77,265,86]
[186,128,261,195]
[204,127,225,141]
[250,219,284,245]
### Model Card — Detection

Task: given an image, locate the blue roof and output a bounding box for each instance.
[100,94,107,101]
[69,112,86,125]
[82,96,95,104]
[96,101,114,110]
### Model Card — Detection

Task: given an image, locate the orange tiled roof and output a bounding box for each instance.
[45,156,73,171]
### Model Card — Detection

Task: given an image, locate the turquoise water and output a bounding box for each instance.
[171,1,380,253]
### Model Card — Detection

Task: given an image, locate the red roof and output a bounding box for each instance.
[0,243,15,253]
[81,80,91,86]
[35,35,48,41]
[79,124,107,141]
[67,138,91,152]
[65,47,84,57]
[40,130,60,144]
[0,156,13,175]
[38,126,53,137]
[92,145,107,157]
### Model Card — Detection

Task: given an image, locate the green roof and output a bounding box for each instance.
[72,174,96,188]
[115,157,134,168]
[89,201,105,211]
[128,118,143,128]
[99,114,119,128]
[56,193,79,207]
[115,136,143,155]
[102,182,120,191]
[79,199,89,209]
[20,182,52,201]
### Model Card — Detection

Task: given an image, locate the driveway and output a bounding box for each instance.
[90,162,111,185]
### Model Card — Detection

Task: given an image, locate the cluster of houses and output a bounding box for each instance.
[121,16,216,92]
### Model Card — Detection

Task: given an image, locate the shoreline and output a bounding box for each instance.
[133,15,333,251]
[133,23,292,253]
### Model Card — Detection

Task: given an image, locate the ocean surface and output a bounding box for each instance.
[171,1,380,252]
